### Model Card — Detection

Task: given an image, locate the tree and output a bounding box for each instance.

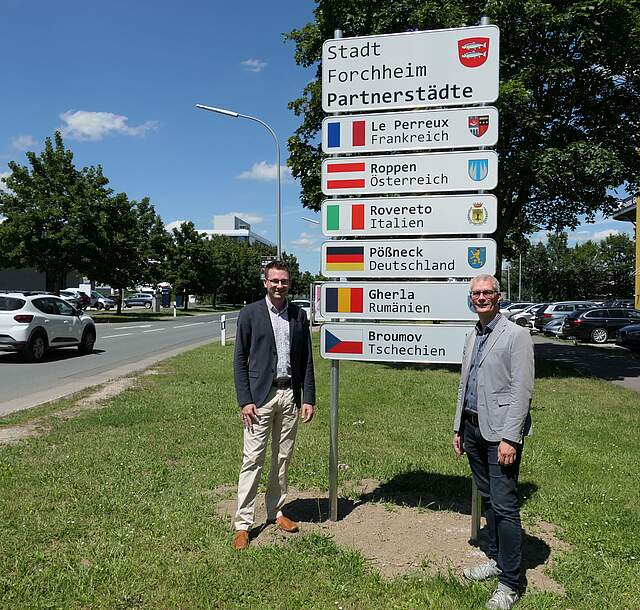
[0,132,112,291]
[285,1,640,266]
[598,233,635,298]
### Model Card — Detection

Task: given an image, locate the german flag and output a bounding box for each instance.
[325,287,364,313]
[325,245,365,272]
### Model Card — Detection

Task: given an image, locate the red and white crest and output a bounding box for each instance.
[458,37,490,68]
[468,115,490,137]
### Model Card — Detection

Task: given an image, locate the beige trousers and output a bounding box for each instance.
[234,387,299,531]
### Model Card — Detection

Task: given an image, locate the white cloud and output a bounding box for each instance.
[237,160,293,182]
[290,231,321,252]
[11,135,35,151]
[241,58,267,73]
[216,211,265,225]
[165,220,188,232]
[0,171,12,193]
[59,110,159,141]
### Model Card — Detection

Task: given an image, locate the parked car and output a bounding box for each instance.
[534,301,595,331]
[0,293,96,361]
[123,293,153,309]
[608,299,635,309]
[291,299,311,319]
[91,290,115,310]
[58,290,82,308]
[542,317,567,338]
[62,289,91,309]
[499,302,536,320]
[562,308,640,344]
[511,303,549,327]
[616,324,640,352]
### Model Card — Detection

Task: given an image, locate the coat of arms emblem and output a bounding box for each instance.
[458,37,490,68]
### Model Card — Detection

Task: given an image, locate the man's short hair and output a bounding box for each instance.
[264,260,290,278]
[470,274,500,293]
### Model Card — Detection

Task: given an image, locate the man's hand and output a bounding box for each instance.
[301,403,315,423]
[498,440,517,466]
[241,403,260,432]
[452,432,464,457]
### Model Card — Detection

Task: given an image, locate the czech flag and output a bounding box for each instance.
[325,202,365,231]
[325,245,365,272]
[327,120,366,148]
[324,328,363,354]
[324,287,364,313]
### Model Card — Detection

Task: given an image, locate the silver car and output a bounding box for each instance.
[534,301,595,331]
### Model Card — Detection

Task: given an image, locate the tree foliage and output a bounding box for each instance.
[285,0,640,262]
[507,233,635,301]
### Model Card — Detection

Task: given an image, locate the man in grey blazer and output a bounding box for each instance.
[231,261,315,550]
[453,274,534,610]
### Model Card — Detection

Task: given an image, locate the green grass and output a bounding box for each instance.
[0,341,638,608]
[89,305,239,324]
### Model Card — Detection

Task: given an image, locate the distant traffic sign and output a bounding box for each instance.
[321,151,498,195]
[320,281,477,321]
[322,25,499,113]
[321,194,497,236]
[322,107,498,154]
[321,238,496,278]
[321,323,472,363]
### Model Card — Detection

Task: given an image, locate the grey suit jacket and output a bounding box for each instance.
[453,315,534,443]
[233,298,316,409]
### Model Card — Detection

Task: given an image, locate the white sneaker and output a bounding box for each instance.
[463,558,501,581]
[485,583,520,610]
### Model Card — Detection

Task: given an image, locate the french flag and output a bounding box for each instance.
[327,120,366,148]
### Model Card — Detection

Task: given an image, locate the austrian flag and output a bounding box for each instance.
[325,161,366,190]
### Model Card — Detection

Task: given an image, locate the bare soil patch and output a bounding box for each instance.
[0,376,137,444]
[216,480,569,594]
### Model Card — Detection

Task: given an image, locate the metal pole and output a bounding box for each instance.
[328,26,343,523]
[507,264,511,300]
[635,195,640,309]
[518,254,522,301]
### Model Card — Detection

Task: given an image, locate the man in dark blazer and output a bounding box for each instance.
[231,261,315,550]
[453,274,534,610]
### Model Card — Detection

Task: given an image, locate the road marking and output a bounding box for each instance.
[114,325,152,330]
[143,328,165,333]
[101,333,133,339]
[173,322,208,328]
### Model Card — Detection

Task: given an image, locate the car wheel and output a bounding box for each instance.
[591,327,608,344]
[22,332,47,362]
[97,302,104,310]
[144,302,152,309]
[78,327,96,354]
[515,318,528,327]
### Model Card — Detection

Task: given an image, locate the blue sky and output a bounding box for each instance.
[0,0,634,274]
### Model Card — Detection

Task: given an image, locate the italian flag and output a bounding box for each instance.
[325,202,365,232]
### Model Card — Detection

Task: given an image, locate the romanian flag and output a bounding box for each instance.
[326,120,366,148]
[324,328,363,354]
[325,245,365,272]
[324,287,364,313]
[326,202,365,232]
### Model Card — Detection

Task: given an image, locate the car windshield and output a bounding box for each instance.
[0,296,26,311]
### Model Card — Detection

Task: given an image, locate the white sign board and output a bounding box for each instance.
[322,194,497,236]
[321,238,496,278]
[322,107,498,154]
[322,25,500,113]
[321,151,498,196]
[320,281,477,321]
[321,323,472,363]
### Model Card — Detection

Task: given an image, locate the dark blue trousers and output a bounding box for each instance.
[463,418,523,591]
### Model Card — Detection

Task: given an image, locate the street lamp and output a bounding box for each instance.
[195,104,282,259]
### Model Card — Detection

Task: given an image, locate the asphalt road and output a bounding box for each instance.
[0,312,238,416]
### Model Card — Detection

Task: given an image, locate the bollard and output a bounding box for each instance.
[221,314,226,346]
[173,304,177,318]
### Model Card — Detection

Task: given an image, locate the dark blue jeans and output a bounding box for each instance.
[463,418,523,591]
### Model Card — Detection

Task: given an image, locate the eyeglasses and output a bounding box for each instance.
[267,279,289,286]
[470,290,498,297]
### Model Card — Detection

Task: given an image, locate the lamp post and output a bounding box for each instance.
[195,104,282,259]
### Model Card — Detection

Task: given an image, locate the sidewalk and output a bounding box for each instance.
[533,335,640,392]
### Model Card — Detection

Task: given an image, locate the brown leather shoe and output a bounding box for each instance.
[232,530,249,550]
[276,515,299,533]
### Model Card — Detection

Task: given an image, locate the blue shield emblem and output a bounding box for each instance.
[468,247,486,269]
[468,159,489,181]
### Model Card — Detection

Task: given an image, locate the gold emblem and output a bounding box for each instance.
[468,202,488,225]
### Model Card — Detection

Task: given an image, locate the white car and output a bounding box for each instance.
[499,302,535,319]
[291,299,311,320]
[0,292,96,361]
